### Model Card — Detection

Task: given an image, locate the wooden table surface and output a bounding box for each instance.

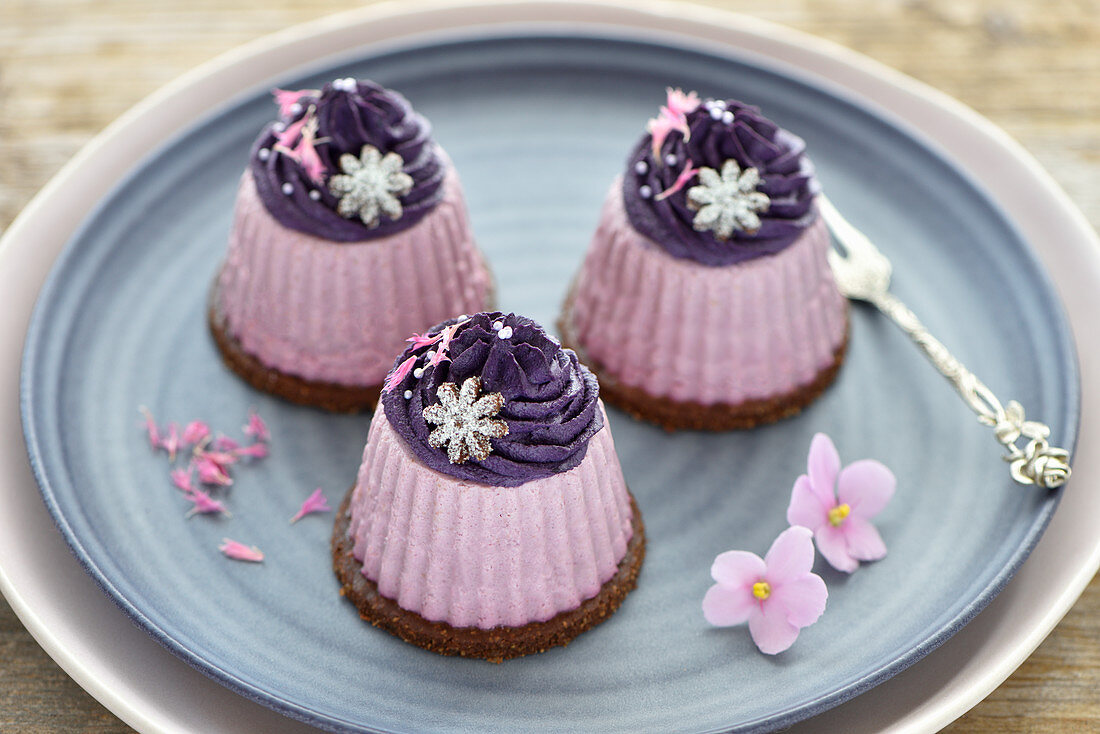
[1,0,1097,731]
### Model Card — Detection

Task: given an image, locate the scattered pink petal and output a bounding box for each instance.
[786,433,896,573]
[406,331,443,349]
[645,88,699,159]
[171,466,194,493]
[430,322,462,367]
[195,455,233,487]
[290,488,332,523]
[181,420,210,447]
[292,117,327,184]
[234,442,269,460]
[383,355,417,393]
[219,539,263,563]
[272,88,318,117]
[274,115,309,152]
[161,422,180,462]
[665,87,701,118]
[212,436,240,452]
[243,411,270,443]
[655,159,698,201]
[139,407,161,451]
[646,114,678,160]
[702,526,827,654]
[185,489,231,518]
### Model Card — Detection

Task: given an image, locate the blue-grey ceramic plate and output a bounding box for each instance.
[21,33,1078,733]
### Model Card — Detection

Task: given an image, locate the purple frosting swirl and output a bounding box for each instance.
[381,313,603,488]
[622,98,819,266]
[249,79,445,241]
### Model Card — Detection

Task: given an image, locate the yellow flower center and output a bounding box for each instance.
[828,503,851,527]
[752,581,771,600]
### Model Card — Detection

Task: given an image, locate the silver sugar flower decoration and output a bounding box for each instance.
[328,144,414,228]
[687,159,770,240]
[423,376,509,464]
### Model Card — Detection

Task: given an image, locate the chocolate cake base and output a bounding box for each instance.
[559,298,849,431]
[208,292,382,413]
[332,487,646,663]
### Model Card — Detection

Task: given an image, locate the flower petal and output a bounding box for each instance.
[763,526,815,583]
[843,516,887,562]
[837,459,895,519]
[814,524,858,573]
[702,583,755,627]
[748,607,800,655]
[770,574,827,628]
[808,433,840,502]
[710,550,766,588]
[787,474,829,530]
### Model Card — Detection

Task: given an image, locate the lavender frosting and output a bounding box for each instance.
[622,98,819,266]
[381,313,603,488]
[249,79,445,241]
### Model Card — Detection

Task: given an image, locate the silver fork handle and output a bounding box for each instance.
[868,289,1071,489]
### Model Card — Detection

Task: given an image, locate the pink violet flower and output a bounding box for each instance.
[655,159,699,201]
[219,539,263,563]
[646,87,700,158]
[212,435,240,452]
[243,411,270,443]
[666,87,701,118]
[290,488,332,524]
[291,115,327,184]
[702,526,827,655]
[185,489,231,519]
[430,322,463,367]
[181,420,210,447]
[406,331,442,350]
[786,433,896,573]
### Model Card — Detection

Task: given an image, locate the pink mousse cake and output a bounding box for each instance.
[331,312,645,662]
[210,78,492,412]
[561,90,848,430]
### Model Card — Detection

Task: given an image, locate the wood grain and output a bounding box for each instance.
[1,0,1097,731]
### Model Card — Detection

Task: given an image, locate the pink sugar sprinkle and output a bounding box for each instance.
[181,420,210,447]
[290,488,332,524]
[219,539,263,563]
[185,489,231,519]
[243,411,270,443]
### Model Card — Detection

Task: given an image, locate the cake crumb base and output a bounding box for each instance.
[559,299,849,431]
[331,488,646,663]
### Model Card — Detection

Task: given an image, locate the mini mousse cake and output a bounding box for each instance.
[331,312,645,662]
[561,89,848,430]
[210,78,492,412]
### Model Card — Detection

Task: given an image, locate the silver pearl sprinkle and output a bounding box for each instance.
[498,326,513,339]
[403,390,412,400]
[492,320,503,331]
[308,189,321,201]
[709,106,723,120]
[258,148,271,161]
[722,110,735,124]
[413,367,424,378]
[639,185,653,199]
[634,160,648,175]
[665,154,678,167]
[281,182,293,195]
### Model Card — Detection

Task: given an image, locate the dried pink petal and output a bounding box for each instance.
[655,159,699,201]
[272,88,318,117]
[243,411,270,443]
[290,488,332,524]
[235,442,269,460]
[212,436,240,452]
[293,118,327,184]
[139,407,161,451]
[161,422,180,462]
[273,115,308,152]
[383,355,417,393]
[406,331,443,349]
[185,489,231,518]
[181,420,210,446]
[171,466,194,493]
[195,455,233,487]
[219,539,263,563]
